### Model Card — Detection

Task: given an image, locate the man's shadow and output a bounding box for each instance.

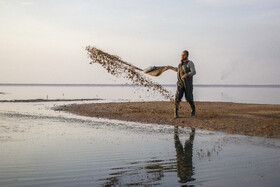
[174,126,196,184]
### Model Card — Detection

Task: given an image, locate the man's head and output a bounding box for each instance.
[181,50,189,61]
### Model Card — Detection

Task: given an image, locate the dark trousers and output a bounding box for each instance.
[174,84,195,113]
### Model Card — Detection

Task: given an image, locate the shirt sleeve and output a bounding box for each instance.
[188,61,196,77]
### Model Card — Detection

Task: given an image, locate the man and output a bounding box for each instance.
[174,126,196,183]
[166,50,196,118]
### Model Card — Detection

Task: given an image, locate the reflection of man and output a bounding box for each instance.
[174,126,195,183]
[166,50,196,118]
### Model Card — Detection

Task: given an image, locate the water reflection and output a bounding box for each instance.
[99,127,196,186]
[174,126,196,184]
[99,158,176,186]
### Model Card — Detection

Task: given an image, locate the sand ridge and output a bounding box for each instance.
[57,101,280,138]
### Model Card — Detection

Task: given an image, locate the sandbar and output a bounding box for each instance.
[57,101,280,138]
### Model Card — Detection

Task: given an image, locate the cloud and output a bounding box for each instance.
[18,0,34,5]
[196,0,280,7]
[196,0,238,6]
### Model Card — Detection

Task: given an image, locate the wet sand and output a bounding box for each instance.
[57,101,280,138]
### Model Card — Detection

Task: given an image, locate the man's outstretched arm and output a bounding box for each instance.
[165,66,178,72]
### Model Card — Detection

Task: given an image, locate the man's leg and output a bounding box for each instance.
[174,86,184,118]
[185,83,196,116]
[189,101,196,116]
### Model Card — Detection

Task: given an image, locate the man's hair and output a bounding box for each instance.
[183,50,189,56]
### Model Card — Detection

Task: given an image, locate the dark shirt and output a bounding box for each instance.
[176,60,196,87]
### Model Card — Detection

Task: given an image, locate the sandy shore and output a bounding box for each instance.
[57,101,280,138]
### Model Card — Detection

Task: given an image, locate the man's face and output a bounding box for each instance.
[181,52,188,60]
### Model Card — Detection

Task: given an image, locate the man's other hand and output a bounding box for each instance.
[181,73,189,79]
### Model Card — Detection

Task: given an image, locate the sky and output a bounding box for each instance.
[0,0,280,85]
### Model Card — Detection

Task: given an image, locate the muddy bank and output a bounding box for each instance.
[57,101,280,138]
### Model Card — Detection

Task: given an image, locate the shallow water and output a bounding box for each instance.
[1,84,280,104]
[0,101,280,186]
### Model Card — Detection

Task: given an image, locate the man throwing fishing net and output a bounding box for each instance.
[166,50,196,118]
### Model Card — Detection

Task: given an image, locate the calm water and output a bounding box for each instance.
[1,84,280,104]
[0,84,280,186]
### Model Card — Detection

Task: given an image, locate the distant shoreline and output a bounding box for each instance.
[0,98,101,103]
[56,101,280,138]
[1,83,280,88]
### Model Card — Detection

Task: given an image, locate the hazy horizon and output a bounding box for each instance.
[1,83,280,87]
[1,0,280,85]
